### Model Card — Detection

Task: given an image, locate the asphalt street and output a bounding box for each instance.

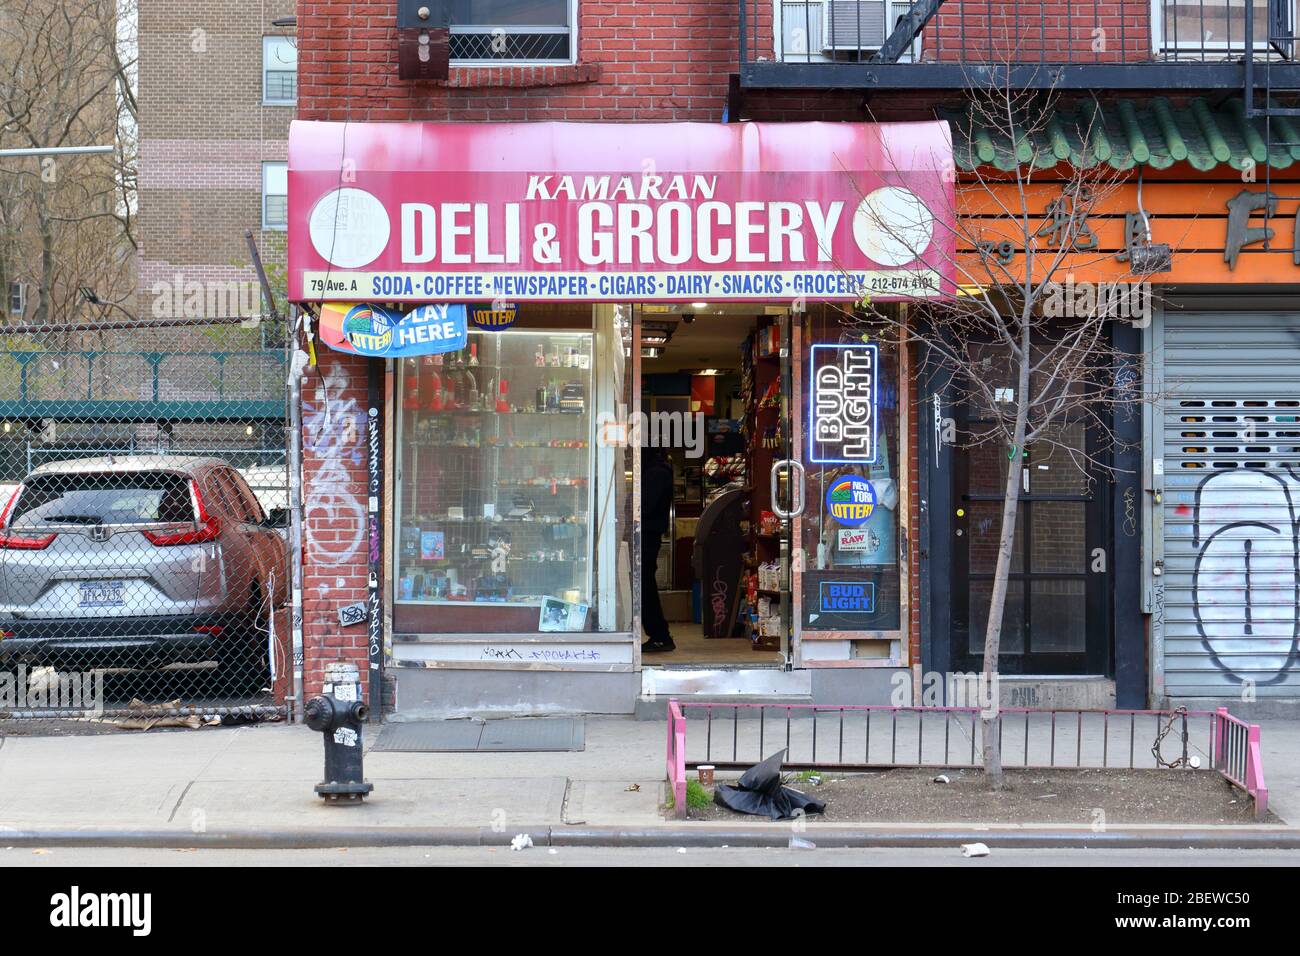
[2,845,1296,866]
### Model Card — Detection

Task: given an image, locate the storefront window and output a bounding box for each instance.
[396,328,593,602]
[394,307,633,635]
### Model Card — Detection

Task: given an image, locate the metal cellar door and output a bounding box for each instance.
[1159,311,1300,698]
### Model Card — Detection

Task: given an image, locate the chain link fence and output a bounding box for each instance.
[0,317,291,720]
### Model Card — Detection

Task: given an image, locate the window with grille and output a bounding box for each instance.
[8,281,24,316]
[448,0,576,64]
[263,36,297,104]
[1155,0,1296,56]
[262,162,287,230]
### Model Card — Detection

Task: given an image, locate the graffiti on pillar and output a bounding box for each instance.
[303,365,367,568]
[1122,486,1137,538]
[1189,469,1300,684]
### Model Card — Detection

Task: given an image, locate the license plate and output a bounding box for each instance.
[79,581,125,607]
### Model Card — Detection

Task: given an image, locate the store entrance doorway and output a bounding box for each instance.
[636,306,797,669]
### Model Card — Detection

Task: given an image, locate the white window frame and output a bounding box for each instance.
[771,1,924,64]
[8,281,25,316]
[262,162,288,231]
[262,35,298,105]
[1151,0,1295,55]
[451,0,579,67]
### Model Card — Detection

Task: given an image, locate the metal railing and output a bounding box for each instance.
[666,700,1270,815]
[675,701,1218,771]
[667,699,688,817]
[1214,706,1270,817]
[0,350,286,421]
[742,0,1300,88]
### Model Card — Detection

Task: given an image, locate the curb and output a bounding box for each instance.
[2,825,1299,850]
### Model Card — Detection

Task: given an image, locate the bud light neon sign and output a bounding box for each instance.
[810,343,878,464]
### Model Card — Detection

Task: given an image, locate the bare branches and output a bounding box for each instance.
[850,84,1161,480]
[0,0,136,328]
[839,19,1180,789]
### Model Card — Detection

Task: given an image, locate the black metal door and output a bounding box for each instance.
[950,413,1110,675]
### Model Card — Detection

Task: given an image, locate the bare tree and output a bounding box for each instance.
[844,79,1167,788]
[0,0,137,336]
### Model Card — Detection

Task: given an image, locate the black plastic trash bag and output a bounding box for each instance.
[713,749,827,821]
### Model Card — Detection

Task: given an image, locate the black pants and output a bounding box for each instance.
[642,531,671,642]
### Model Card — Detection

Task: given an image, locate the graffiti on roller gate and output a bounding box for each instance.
[303,367,367,568]
[1180,468,1300,685]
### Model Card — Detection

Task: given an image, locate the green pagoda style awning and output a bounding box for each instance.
[943,97,1300,172]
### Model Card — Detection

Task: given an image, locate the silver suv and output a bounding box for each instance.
[0,456,288,695]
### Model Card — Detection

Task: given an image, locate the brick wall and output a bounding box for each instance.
[301,349,372,698]
[297,1,1103,126]
[137,0,295,311]
[907,349,922,670]
[928,0,1153,64]
[296,0,740,122]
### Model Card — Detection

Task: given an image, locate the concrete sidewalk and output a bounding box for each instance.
[0,715,1295,844]
[0,719,671,832]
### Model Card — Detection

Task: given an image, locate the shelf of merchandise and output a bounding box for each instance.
[395,329,595,609]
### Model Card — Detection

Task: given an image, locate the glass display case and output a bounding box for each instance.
[395,329,595,613]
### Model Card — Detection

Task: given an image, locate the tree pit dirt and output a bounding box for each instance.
[684,767,1272,825]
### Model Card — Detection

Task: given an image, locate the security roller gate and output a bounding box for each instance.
[1160,311,1300,698]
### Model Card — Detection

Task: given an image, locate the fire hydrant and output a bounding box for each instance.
[304,694,374,804]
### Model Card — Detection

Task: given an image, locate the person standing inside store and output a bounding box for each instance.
[641,446,675,652]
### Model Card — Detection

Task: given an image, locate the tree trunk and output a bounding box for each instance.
[980,327,1032,789]
[36,195,53,329]
[980,448,1024,788]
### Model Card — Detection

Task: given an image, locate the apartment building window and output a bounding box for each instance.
[8,282,24,316]
[262,162,287,230]
[777,2,923,63]
[449,0,576,64]
[1155,0,1289,54]
[263,36,297,104]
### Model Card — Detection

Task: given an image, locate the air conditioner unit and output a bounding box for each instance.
[824,0,922,59]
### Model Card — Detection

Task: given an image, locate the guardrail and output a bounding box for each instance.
[665,700,1269,817]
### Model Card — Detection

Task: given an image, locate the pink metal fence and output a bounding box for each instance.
[1213,707,1269,818]
[664,699,1269,818]
[666,699,688,820]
